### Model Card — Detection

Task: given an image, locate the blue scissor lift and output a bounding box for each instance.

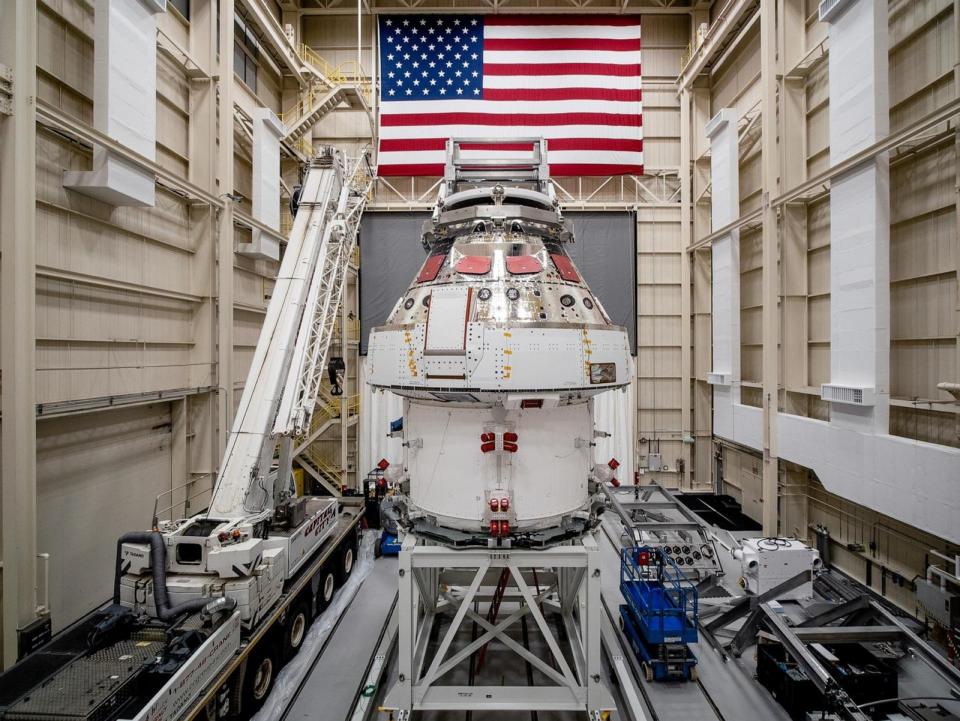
[620,546,699,682]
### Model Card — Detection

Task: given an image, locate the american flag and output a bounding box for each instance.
[376,15,643,176]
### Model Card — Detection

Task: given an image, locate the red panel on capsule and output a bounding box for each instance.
[505,255,543,275]
[455,255,492,275]
[417,255,446,283]
[550,254,580,283]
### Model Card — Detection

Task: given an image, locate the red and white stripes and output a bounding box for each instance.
[376,15,643,177]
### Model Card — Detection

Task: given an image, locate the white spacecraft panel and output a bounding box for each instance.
[424,286,472,353]
[406,400,592,530]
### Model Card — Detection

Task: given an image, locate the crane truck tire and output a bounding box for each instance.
[316,565,337,613]
[282,597,312,662]
[241,642,278,715]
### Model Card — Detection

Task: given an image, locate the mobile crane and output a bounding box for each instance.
[0,147,372,721]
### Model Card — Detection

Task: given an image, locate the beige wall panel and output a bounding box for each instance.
[157,145,188,177]
[37,135,195,253]
[710,28,760,114]
[891,341,956,399]
[157,99,189,160]
[638,378,681,410]
[36,209,195,296]
[694,315,712,378]
[637,347,682,376]
[158,11,189,48]
[643,107,682,143]
[890,406,959,448]
[891,276,956,341]
[37,71,91,125]
[889,2,955,129]
[639,14,688,45]
[311,109,372,141]
[808,345,830,388]
[233,265,271,309]
[806,104,829,162]
[644,86,681,112]
[891,73,954,132]
[891,211,956,282]
[37,3,93,107]
[808,245,830,295]
[233,308,267,351]
[891,146,956,224]
[805,13,828,50]
[740,266,762,309]
[637,138,680,170]
[890,2,956,105]
[158,54,190,110]
[637,220,681,253]
[807,198,830,250]
[37,403,173,632]
[638,409,682,428]
[890,142,957,407]
[234,155,253,209]
[256,65,283,114]
[36,278,194,345]
[807,294,831,344]
[638,284,681,315]
[739,147,761,204]
[36,343,195,403]
[643,48,685,78]
[637,316,681,347]
[637,252,680,284]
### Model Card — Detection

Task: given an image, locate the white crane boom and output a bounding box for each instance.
[208,148,371,519]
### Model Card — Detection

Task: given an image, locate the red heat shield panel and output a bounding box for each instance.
[550,254,580,282]
[505,256,543,275]
[417,254,446,283]
[455,256,492,275]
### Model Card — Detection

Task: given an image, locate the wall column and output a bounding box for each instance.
[0,0,38,669]
[823,0,891,436]
[679,88,694,490]
[217,1,236,455]
[760,0,780,535]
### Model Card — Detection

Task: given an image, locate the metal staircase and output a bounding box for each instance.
[281,45,372,155]
[282,83,369,143]
[292,385,360,496]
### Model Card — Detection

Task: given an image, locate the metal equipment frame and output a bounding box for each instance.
[383,533,613,717]
[602,482,723,581]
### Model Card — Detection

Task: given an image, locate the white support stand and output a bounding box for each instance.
[384,533,611,717]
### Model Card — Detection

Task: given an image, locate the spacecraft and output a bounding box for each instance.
[366,139,631,546]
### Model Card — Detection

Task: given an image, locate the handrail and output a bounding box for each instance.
[152,475,214,527]
[280,47,373,132]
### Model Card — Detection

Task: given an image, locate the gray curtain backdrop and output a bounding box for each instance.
[359,211,637,354]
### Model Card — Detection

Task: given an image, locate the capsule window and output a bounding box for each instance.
[506,288,520,301]
[403,297,415,310]
[560,294,575,308]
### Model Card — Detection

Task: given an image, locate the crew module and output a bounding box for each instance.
[367,139,632,545]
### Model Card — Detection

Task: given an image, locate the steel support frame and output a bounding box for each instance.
[385,533,612,714]
[758,602,871,721]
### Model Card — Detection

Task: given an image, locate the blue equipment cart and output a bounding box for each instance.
[620,546,699,681]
